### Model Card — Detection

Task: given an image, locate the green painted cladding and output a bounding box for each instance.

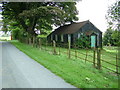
[47,20,102,48]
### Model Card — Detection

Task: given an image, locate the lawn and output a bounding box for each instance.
[11,40,118,88]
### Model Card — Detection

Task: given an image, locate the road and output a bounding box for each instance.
[1,41,77,88]
[0,41,2,89]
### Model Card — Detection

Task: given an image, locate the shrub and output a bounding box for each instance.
[75,34,90,48]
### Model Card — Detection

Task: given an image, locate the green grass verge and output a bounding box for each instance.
[40,43,118,72]
[10,40,118,88]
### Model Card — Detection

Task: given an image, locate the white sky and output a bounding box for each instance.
[76,0,116,33]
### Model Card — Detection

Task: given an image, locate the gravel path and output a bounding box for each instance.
[1,41,77,88]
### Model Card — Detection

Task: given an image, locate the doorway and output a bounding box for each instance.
[91,35,96,48]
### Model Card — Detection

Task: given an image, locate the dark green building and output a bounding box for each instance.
[47,20,102,48]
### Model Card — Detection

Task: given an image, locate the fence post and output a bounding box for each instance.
[97,48,101,69]
[93,48,96,67]
[85,48,88,63]
[53,40,57,55]
[36,38,39,48]
[35,37,37,48]
[27,36,29,44]
[51,42,53,52]
[59,44,60,55]
[34,37,36,47]
[24,37,27,44]
[35,38,37,48]
[74,45,77,59]
[25,37,27,44]
[118,47,120,85]
[39,38,41,49]
[116,53,118,75]
[68,40,71,59]
[29,38,31,45]
[33,36,35,47]
[45,40,47,51]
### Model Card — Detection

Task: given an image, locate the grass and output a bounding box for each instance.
[10,40,118,88]
[41,43,118,72]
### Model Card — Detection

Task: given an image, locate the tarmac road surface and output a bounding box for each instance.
[1,41,77,88]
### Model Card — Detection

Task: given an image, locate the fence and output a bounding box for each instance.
[20,37,120,75]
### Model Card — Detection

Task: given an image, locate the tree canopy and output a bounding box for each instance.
[104,0,120,46]
[107,0,120,29]
[2,2,78,37]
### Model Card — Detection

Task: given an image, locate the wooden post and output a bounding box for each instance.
[97,48,101,69]
[68,40,71,59]
[30,38,32,45]
[85,48,88,63]
[39,38,41,49]
[40,39,42,50]
[29,38,30,45]
[118,47,120,85]
[34,37,36,47]
[35,37,38,48]
[116,53,118,75]
[26,36,29,44]
[75,50,77,59]
[35,37,37,48]
[53,40,56,55]
[25,35,28,44]
[74,45,77,59]
[59,44,60,55]
[22,37,23,43]
[25,37,27,44]
[45,41,47,51]
[33,36,35,47]
[35,37,37,47]
[51,42,53,52]
[93,48,96,67]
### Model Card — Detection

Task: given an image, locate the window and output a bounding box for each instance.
[51,35,53,41]
[61,34,63,42]
[68,34,71,42]
[78,33,80,39]
[55,35,58,41]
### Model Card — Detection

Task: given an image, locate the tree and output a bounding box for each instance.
[103,28,114,46]
[107,0,120,29]
[2,2,78,37]
[112,29,120,46]
[106,0,120,46]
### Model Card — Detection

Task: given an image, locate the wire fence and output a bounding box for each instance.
[20,37,120,75]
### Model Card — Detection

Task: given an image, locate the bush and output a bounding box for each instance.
[12,28,20,40]
[38,37,47,45]
[75,34,90,48]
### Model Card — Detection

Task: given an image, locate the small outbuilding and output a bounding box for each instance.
[47,20,102,48]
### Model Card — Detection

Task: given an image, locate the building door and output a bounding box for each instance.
[91,35,96,47]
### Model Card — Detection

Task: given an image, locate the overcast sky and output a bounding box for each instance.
[76,0,116,33]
